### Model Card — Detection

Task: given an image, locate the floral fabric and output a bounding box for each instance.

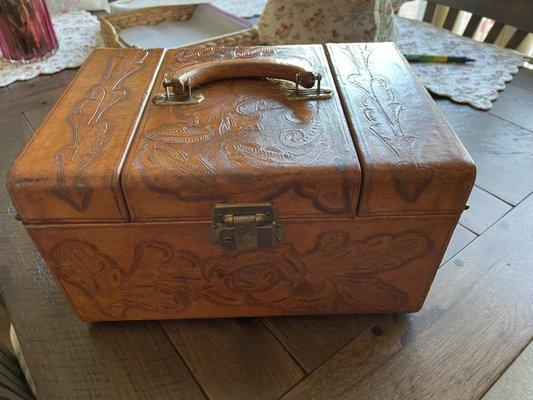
[390,0,408,12]
[258,0,397,45]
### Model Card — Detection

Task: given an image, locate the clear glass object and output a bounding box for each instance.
[0,0,58,63]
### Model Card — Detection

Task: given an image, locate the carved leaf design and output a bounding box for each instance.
[308,230,431,274]
[139,48,352,214]
[259,272,337,313]
[394,162,433,203]
[361,78,405,157]
[349,231,431,273]
[225,142,297,170]
[110,242,198,316]
[344,45,432,203]
[52,229,429,317]
[370,77,402,126]
[140,142,219,201]
[362,96,396,142]
[296,167,352,214]
[53,50,148,211]
[146,126,214,145]
[111,283,190,315]
[54,240,124,294]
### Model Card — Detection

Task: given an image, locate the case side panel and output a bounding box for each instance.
[28,215,456,321]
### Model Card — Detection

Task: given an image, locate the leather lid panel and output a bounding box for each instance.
[6,48,164,223]
[326,43,475,216]
[122,45,361,221]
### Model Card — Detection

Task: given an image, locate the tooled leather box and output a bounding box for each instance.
[6,43,475,322]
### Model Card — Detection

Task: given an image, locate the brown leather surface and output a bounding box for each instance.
[7,44,475,223]
[7,44,476,320]
[326,43,476,216]
[28,214,456,321]
[121,46,361,221]
[6,48,164,223]
[167,58,316,95]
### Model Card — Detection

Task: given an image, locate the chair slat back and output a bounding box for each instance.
[484,21,505,44]
[423,0,532,49]
[426,0,532,33]
[442,7,459,30]
[462,14,481,37]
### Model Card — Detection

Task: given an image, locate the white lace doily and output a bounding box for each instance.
[0,11,103,87]
[396,17,525,110]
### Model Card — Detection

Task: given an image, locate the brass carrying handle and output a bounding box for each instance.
[163,59,317,96]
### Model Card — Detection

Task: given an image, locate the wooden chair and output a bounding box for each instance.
[0,339,35,400]
[422,0,532,50]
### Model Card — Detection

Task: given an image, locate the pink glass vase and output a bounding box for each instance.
[0,0,58,63]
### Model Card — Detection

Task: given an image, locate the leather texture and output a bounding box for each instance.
[122,46,361,221]
[6,48,163,223]
[326,43,476,216]
[28,215,456,321]
[7,44,475,321]
[167,58,316,95]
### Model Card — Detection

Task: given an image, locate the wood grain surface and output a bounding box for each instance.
[482,341,533,400]
[510,68,533,91]
[0,65,532,400]
[282,193,533,400]
[459,186,512,234]
[262,315,373,372]
[438,99,533,205]
[489,84,533,131]
[440,224,477,265]
[23,103,53,131]
[162,318,303,400]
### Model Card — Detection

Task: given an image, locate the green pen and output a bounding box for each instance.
[404,54,475,63]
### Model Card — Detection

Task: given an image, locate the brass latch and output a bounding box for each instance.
[211,203,283,250]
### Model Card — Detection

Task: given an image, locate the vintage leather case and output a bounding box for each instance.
[6,44,475,321]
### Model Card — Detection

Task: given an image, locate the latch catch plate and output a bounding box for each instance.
[212,203,283,250]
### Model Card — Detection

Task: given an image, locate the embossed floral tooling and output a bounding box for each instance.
[131,45,359,219]
[0,10,102,87]
[395,17,525,110]
[51,229,432,319]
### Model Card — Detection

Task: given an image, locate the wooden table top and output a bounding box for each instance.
[0,67,532,400]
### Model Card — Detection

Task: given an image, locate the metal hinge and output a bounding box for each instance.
[211,203,283,250]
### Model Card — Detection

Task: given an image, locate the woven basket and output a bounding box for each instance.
[99,5,261,49]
